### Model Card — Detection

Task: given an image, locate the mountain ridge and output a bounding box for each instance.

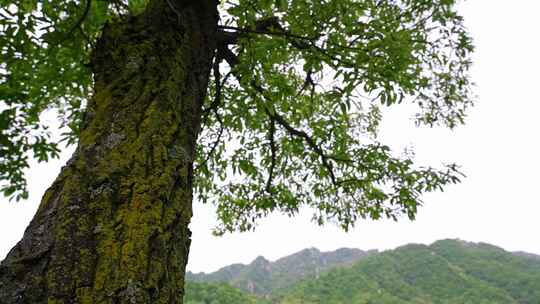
[185,239,540,304]
[187,246,376,295]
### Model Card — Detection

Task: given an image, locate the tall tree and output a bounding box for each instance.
[0,0,473,302]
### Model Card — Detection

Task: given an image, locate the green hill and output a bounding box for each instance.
[185,240,540,304]
[184,281,266,304]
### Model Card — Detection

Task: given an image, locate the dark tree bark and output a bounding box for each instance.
[0,1,217,302]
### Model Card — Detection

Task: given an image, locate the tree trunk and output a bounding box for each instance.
[0,1,217,302]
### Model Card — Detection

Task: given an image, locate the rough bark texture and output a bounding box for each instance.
[0,1,217,302]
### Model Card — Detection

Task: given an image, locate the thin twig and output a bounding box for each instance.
[196,109,224,173]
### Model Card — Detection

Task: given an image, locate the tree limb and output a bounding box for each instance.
[217,22,355,68]
[266,118,277,193]
[51,0,92,47]
[220,46,338,185]
[197,54,229,172]
[196,109,224,173]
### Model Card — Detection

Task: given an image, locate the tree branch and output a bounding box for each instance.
[196,109,224,173]
[51,0,92,47]
[217,22,355,68]
[266,118,277,193]
[217,25,316,45]
[220,46,338,185]
[203,53,224,115]
[267,110,336,185]
[197,53,230,172]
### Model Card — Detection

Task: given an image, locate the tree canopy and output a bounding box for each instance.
[0,0,473,232]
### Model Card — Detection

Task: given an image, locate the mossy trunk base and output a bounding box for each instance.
[0,1,216,303]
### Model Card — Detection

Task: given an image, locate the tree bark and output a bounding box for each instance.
[0,1,217,303]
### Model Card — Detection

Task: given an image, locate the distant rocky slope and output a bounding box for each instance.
[186,247,376,295]
[185,239,540,304]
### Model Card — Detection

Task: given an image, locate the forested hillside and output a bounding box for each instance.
[185,240,540,304]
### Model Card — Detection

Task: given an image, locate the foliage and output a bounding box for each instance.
[1,0,474,231]
[430,240,540,303]
[0,0,105,199]
[185,240,540,304]
[198,0,474,234]
[184,281,267,304]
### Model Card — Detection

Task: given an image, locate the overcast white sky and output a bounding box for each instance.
[1,1,539,273]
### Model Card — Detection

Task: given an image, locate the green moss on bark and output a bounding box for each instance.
[0,1,217,303]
